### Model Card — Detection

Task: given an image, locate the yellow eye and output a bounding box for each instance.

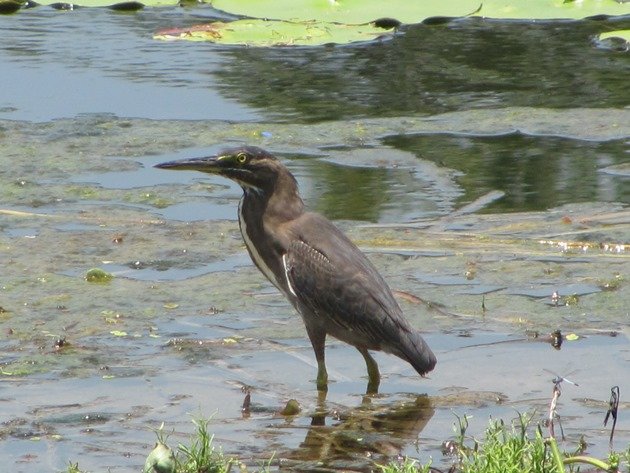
[236,152,248,164]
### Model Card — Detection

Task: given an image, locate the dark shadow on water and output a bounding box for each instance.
[382,132,630,213]
[213,19,630,123]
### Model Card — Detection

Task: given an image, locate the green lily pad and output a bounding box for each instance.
[211,0,630,23]
[477,0,630,20]
[210,0,482,24]
[176,0,630,46]
[598,29,630,42]
[85,268,113,283]
[154,19,396,46]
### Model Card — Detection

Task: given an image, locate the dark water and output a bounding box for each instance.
[215,19,630,122]
[2,7,628,217]
[1,8,629,122]
[383,133,630,213]
[0,4,629,473]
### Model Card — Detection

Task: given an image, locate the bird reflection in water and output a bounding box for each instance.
[282,394,434,470]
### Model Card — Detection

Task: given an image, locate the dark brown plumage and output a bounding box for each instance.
[155,146,436,392]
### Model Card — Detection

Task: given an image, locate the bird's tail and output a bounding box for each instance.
[397,330,437,376]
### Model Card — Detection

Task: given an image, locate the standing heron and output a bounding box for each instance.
[156,146,436,393]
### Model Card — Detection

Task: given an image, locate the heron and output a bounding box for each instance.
[156,146,436,392]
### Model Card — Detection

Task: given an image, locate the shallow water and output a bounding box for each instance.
[1,117,628,471]
[1,4,629,472]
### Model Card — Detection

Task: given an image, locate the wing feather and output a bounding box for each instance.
[283,213,412,350]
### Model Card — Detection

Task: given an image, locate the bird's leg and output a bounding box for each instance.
[316,362,328,391]
[358,347,380,394]
[304,321,328,391]
[316,386,328,405]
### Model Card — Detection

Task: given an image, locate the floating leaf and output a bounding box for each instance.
[163,302,179,309]
[110,330,128,337]
[157,0,629,46]
[210,0,481,24]
[478,0,630,20]
[280,399,301,416]
[211,0,630,22]
[598,29,630,44]
[154,19,395,46]
[85,268,113,283]
[564,294,580,306]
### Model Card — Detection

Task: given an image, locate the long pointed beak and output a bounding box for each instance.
[154,155,220,172]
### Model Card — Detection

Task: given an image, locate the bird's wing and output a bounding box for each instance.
[282,213,412,348]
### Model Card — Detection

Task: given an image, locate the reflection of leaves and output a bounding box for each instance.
[311,163,391,222]
[213,23,630,122]
[382,133,630,214]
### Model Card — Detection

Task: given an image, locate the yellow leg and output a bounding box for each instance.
[304,321,328,391]
[359,347,380,394]
[316,362,329,392]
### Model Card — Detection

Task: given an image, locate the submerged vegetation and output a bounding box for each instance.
[142,419,235,473]
[65,410,628,473]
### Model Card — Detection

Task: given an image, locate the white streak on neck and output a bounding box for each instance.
[238,196,289,297]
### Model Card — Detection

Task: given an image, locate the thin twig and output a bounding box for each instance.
[604,386,620,450]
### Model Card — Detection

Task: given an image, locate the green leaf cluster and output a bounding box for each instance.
[157,0,630,45]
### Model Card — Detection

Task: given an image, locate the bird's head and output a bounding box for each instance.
[155,146,288,193]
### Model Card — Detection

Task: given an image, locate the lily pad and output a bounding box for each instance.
[595,29,630,50]
[210,0,482,24]
[211,0,630,23]
[477,0,630,20]
[85,268,113,283]
[154,19,395,46]
[162,0,630,46]
[598,29,630,42]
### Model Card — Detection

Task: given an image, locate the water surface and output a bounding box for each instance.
[0,5,629,472]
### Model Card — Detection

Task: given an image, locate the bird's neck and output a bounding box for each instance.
[238,172,304,296]
[243,171,304,225]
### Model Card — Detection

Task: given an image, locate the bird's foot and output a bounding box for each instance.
[316,366,328,392]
